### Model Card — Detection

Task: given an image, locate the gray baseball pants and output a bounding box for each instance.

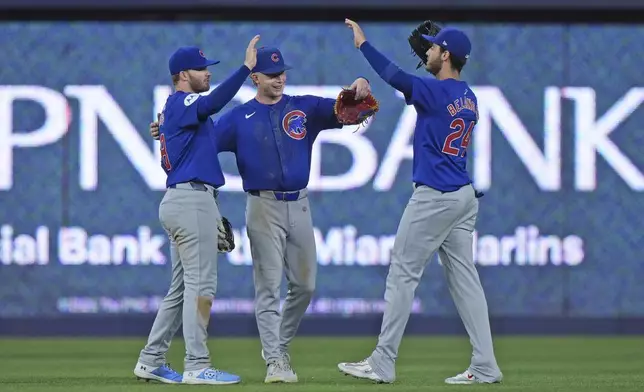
[368,184,502,383]
[138,181,221,372]
[245,189,317,363]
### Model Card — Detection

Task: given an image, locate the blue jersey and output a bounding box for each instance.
[214,94,343,191]
[158,91,226,188]
[358,41,479,193]
[405,76,478,192]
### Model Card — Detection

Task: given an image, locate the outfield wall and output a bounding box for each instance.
[1,21,643,335]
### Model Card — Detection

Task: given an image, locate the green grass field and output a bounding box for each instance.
[0,336,642,391]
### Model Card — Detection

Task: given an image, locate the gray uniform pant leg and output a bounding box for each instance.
[139,241,184,367]
[368,185,501,382]
[139,186,221,372]
[279,197,317,353]
[246,192,317,363]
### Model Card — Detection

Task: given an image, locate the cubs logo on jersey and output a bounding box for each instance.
[282,110,307,140]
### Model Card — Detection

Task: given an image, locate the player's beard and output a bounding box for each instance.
[426,56,442,76]
[189,76,210,94]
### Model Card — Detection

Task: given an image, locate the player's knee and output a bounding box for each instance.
[295,281,315,298]
[164,286,185,304]
[255,278,281,297]
[198,282,217,298]
[197,295,214,305]
[197,296,213,326]
[258,291,281,307]
[388,255,424,282]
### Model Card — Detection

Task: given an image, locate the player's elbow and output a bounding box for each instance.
[380,63,401,83]
[386,69,414,96]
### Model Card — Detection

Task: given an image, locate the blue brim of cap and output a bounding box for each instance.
[255,64,293,75]
[421,34,438,43]
[203,59,220,67]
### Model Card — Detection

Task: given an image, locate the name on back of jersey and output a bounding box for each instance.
[447,96,478,119]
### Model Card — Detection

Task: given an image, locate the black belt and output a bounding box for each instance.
[249,190,300,201]
[414,183,484,198]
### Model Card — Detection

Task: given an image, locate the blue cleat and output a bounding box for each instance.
[134,361,183,384]
[183,367,241,385]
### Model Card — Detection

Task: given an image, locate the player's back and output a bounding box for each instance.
[159,91,225,188]
[411,77,478,192]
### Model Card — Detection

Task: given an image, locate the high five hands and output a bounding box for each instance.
[345,19,367,49]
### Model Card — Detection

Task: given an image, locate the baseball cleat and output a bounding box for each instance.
[264,358,298,383]
[133,362,182,384]
[279,359,298,383]
[444,369,503,385]
[182,367,241,385]
[337,359,388,383]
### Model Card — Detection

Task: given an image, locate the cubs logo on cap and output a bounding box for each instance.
[253,47,293,75]
[168,46,220,75]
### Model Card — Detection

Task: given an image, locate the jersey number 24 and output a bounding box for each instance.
[159,134,172,171]
[442,118,474,157]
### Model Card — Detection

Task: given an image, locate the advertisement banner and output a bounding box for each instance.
[0,22,642,323]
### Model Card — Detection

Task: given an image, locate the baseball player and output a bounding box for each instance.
[337,20,503,385]
[149,46,371,383]
[133,36,259,385]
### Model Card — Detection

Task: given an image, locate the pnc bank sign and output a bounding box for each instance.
[0,84,643,193]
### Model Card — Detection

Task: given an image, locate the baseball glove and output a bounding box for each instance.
[408,20,442,69]
[334,88,379,126]
[217,216,235,253]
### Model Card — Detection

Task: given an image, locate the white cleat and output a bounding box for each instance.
[278,358,299,383]
[445,369,502,385]
[337,359,388,383]
[445,370,481,385]
[261,349,298,383]
[264,358,298,383]
[264,361,282,383]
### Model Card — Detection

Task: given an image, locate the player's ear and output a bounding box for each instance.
[250,73,258,86]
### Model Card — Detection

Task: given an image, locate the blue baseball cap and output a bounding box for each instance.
[422,28,471,61]
[252,47,292,75]
[168,46,220,75]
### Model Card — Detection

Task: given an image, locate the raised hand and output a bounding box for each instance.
[244,35,261,70]
[345,19,366,48]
